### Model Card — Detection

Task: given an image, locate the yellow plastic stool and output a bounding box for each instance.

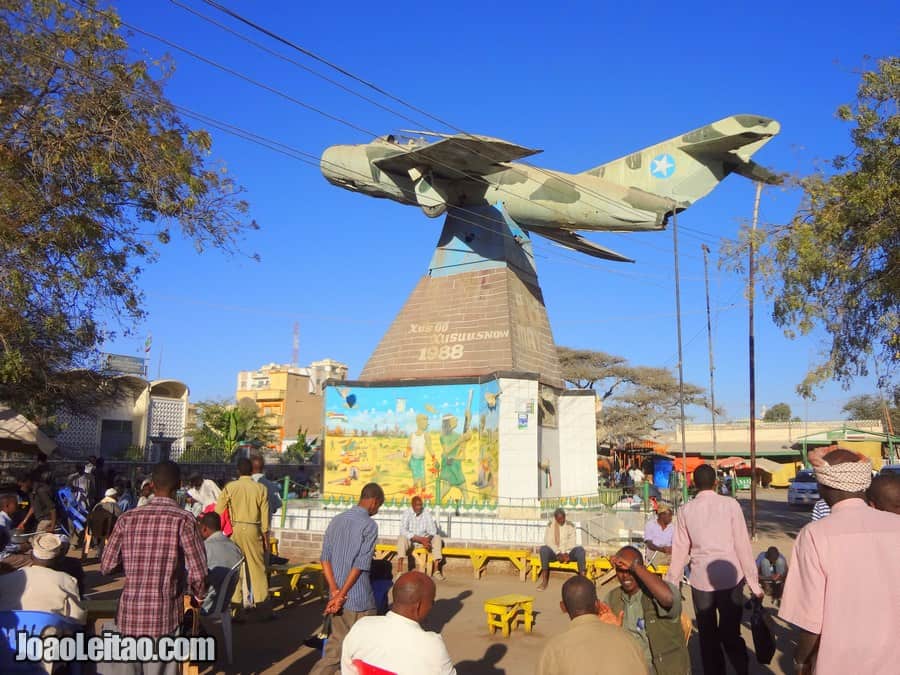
[484,594,535,637]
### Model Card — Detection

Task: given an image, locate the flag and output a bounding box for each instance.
[144,334,152,353]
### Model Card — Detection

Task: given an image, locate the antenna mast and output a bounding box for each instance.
[292,322,300,367]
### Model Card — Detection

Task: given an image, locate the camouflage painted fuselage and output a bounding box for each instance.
[321,115,780,258]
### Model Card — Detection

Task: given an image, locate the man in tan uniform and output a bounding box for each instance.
[216,457,270,617]
[537,575,649,674]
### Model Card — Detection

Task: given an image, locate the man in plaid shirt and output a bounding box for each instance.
[101,461,207,650]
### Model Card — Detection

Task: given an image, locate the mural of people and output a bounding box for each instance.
[406,414,431,491]
[323,382,498,505]
[436,414,470,504]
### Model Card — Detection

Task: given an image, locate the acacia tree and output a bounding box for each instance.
[0,0,257,416]
[557,346,710,445]
[763,402,792,422]
[842,390,899,431]
[756,57,898,396]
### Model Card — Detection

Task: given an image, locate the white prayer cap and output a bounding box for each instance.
[32,533,63,560]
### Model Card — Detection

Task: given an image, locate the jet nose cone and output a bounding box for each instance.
[320,145,345,184]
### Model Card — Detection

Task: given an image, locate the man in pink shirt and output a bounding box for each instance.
[665,464,761,675]
[779,448,900,674]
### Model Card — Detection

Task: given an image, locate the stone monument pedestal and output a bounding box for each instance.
[323,206,597,507]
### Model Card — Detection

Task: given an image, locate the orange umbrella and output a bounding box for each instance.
[672,456,707,473]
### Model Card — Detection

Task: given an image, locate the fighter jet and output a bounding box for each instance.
[320,114,780,262]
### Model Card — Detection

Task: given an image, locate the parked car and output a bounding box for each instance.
[879,463,900,477]
[787,469,819,506]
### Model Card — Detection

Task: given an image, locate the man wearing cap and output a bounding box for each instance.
[643,504,674,564]
[84,488,122,560]
[780,448,900,674]
[0,532,86,623]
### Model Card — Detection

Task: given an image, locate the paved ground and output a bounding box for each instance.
[80,488,813,674]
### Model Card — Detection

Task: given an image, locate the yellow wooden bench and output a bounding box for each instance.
[374,543,397,561]
[440,547,530,580]
[528,555,611,582]
[484,594,534,637]
[269,563,324,604]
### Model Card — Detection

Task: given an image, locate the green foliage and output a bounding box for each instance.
[282,426,317,464]
[557,346,711,445]
[763,402,792,422]
[0,0,257,416]
[190,400,275,461]
[752,57,898,396]
[841,389,900,430]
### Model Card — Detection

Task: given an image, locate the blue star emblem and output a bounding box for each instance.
[650,153,676,179]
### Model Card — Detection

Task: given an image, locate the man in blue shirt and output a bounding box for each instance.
[310,482,384,675]
[755,546,787,606]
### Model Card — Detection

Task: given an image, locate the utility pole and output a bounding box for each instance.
[701,244,719,465]
[749,182,762,539]
[672,207,689,504]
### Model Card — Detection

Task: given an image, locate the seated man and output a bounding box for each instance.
[0,492,33,569]
[187,473,222,510]
[0,533,86,624]
[756,546,787,605]
[198,511,243,615]
[643,503,674,564]
[397,496,445,578]
[599,546,689,675]
[537,575,648,674]
[341,571,456,675]
[537,508,585,590]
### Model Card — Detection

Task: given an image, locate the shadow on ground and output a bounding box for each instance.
[455,643,508,675]
[424,590,473,633]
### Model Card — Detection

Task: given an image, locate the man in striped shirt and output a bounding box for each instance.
[310,482,384,675]
[811,498,831,521]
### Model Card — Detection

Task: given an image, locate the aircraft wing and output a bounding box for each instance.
[527,227,635,263]
[373,134,541,179]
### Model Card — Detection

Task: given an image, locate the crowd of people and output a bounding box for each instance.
[1,445,898,674]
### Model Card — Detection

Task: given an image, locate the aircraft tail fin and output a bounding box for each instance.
[581,115,781,207]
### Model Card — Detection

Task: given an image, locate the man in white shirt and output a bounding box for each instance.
[537,508,585,590]
[398,496,444,578]
[629,465,645,486]
[341,571,456,675]
[643,502,674,564]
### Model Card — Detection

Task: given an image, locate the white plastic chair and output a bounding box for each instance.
[200,558,244,665]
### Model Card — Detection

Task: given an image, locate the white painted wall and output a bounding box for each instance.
[558,393,598,496]
[496,377,539,501]
[538,426,560,499]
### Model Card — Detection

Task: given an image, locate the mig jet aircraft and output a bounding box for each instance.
[320,114,780,262]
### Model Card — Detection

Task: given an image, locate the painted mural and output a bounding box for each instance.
[324,380,500,506]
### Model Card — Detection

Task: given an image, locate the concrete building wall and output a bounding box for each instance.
[558,392,599,497]
[538,426,560,499]
[497,377,539,514]
[237,362,345,449]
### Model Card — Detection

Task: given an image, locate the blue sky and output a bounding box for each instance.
[101,0,898,423]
